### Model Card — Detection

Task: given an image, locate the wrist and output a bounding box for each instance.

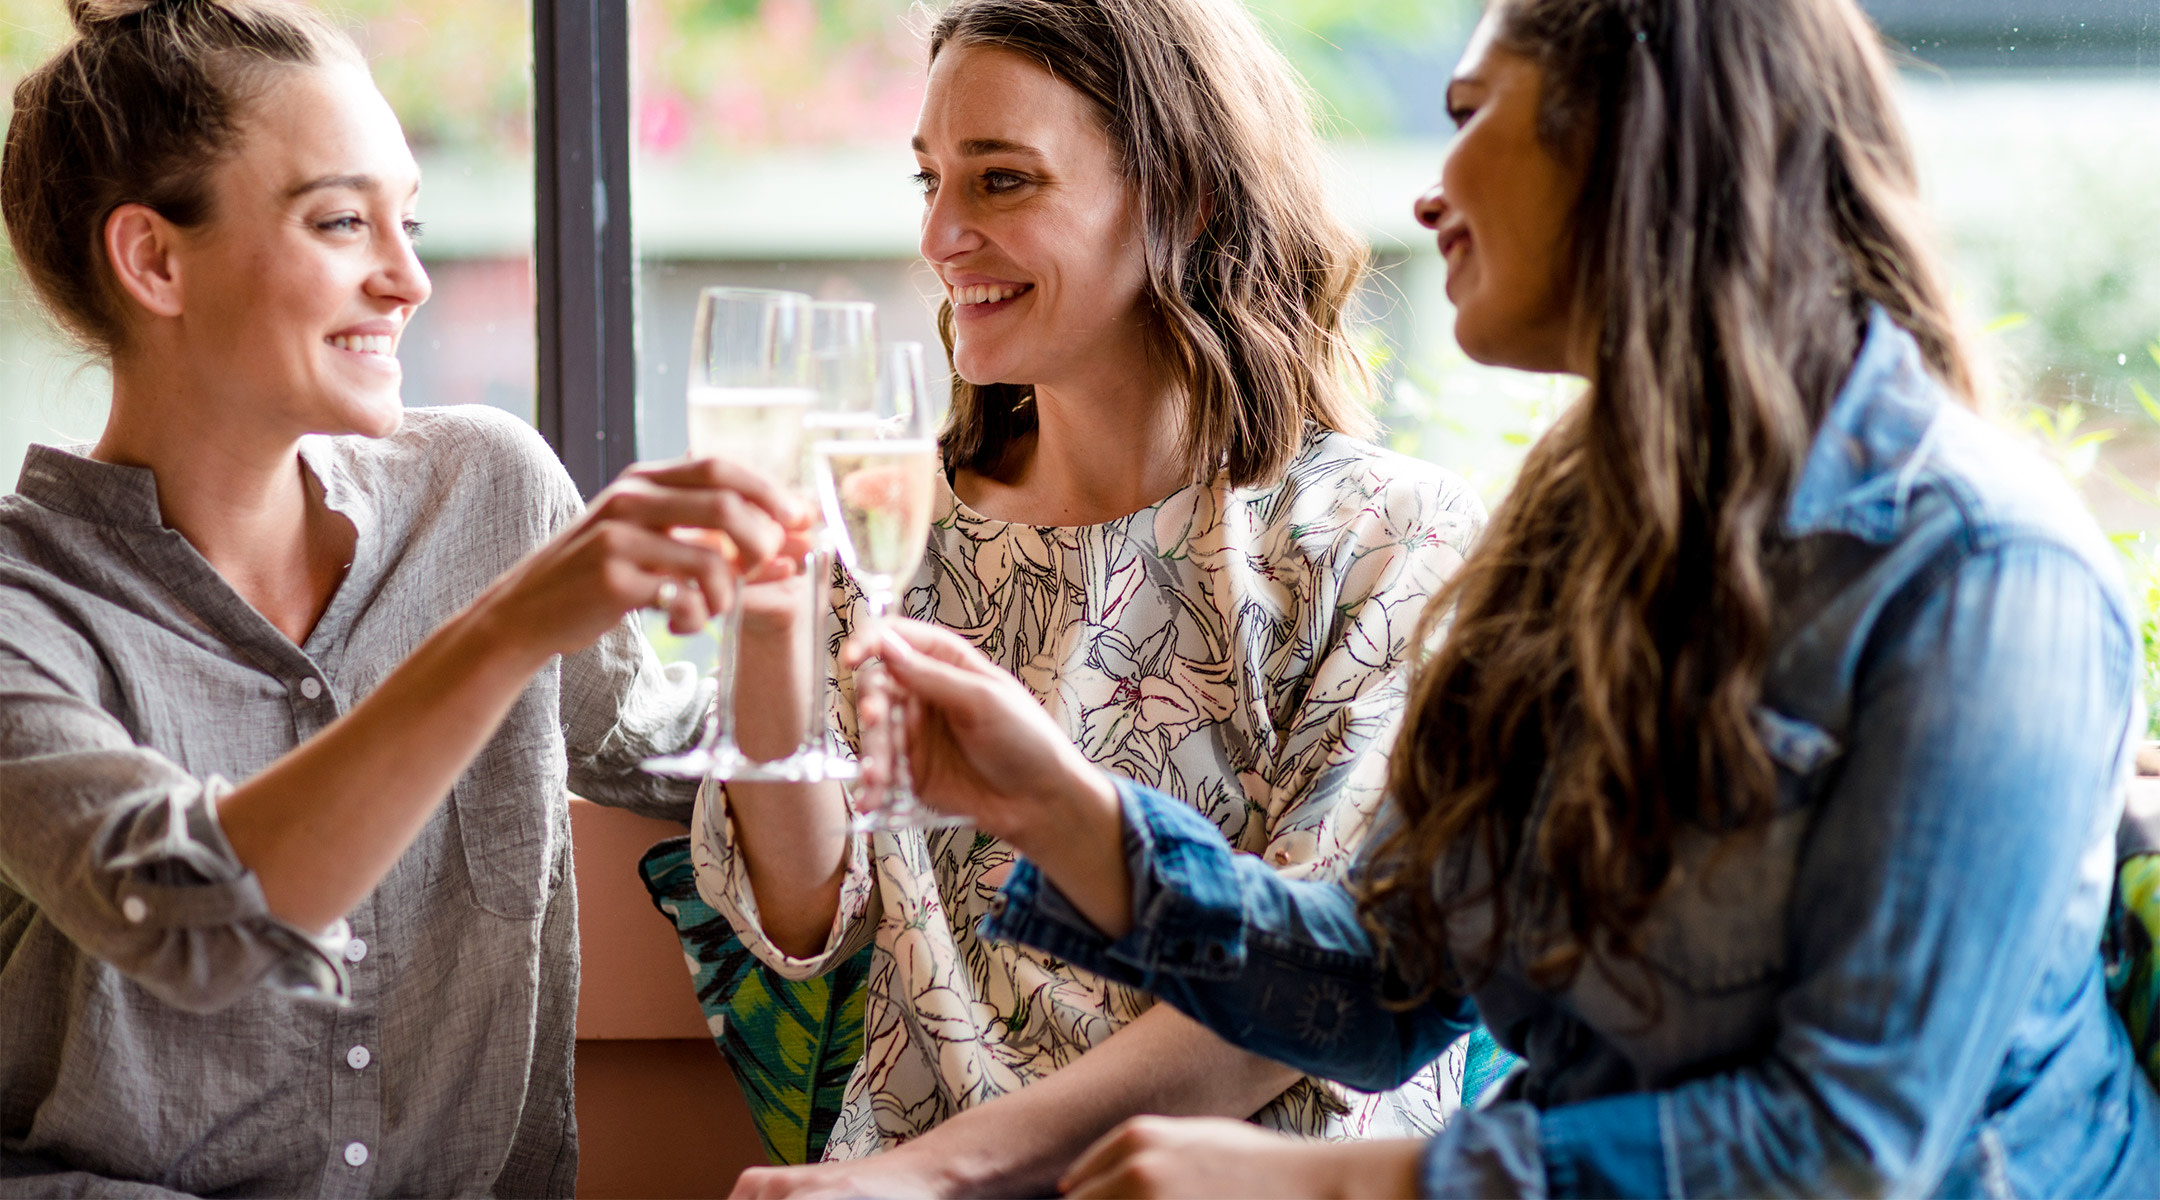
[880,1125,994,1198]
[1321,1138,1425,1200]
[1014,754,1119,860]
[1018,757,1133,938]
[439,594,557,681]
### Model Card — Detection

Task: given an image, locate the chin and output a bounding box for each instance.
[330,391,406,439]
[1452,311,1553,375]
[949,343,1011,389]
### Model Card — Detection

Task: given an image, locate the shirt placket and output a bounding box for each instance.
[281,662,385,1199]
[316,887,384,1198]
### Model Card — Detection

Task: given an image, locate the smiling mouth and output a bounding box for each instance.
[951,283,1032,307]
[1438,229,1470,259]
[326,334,395,355]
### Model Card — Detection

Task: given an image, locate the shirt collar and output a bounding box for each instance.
[14,443,167,529]
[1782,304,1949,542]
[14,436,371,535]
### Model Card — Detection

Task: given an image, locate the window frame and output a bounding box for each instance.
[533,0,637,499]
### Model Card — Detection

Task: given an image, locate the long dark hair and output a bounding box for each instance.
[926,0,1375,489]
[1360,0,1974,1000]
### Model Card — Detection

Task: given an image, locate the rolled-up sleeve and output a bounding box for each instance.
[561,613,708,822]
[0,648,349,1012]
[687,777,875,980]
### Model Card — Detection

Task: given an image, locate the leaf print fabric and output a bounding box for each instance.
[691,429,1486,1158]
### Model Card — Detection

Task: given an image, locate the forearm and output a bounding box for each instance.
[992,782,1474,1092]
[216,608,549,932]
[728,777,851,957]
[898,1002,1305,1199]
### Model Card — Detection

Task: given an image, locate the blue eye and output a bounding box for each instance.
[402,218,425,240]
[982,171,1024,193]
[318,215,365,233]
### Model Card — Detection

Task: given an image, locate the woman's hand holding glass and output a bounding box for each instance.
[472,456,809,664]
[844,619,1132,935]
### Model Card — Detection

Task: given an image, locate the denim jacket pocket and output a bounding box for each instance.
[1636,803,1815,995]
[1566,708,1836,1078]
[1636,707,1837,995]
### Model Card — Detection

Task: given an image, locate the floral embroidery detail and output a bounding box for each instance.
[696,429,1485,1156]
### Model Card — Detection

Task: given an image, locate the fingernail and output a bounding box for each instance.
[881,629,911,658]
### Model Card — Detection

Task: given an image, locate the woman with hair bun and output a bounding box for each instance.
[702,0,1485,1194]
[860,0,2160,1195]
[0,1,802,1194]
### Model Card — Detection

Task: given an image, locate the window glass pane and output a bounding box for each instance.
[0,0,535,486]
[632,0,934,465]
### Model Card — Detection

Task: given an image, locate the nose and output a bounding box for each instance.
[370,221,432,311]
[919,180,984,269]
[1414,181,1448,231]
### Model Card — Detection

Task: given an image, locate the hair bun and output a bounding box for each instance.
[69,0,175,33]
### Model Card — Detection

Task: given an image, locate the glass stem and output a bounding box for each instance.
[704,584,747,771]
[865,584,918,812]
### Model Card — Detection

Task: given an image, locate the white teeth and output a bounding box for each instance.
[327,334,394,355]
[953,284,1025,306]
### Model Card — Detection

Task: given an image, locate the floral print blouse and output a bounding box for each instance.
[692,428,1486,1157]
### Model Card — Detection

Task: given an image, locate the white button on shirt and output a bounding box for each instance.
[343,937,367,963]
[299,677,323,700]
[120,896,148,924]
[343,1142,368,1167]
[346,1045,370,1070]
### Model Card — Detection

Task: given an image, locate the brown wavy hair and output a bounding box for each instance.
[925,0,1375,489]
[2,0,355,359]
[1359,0,1974,1001]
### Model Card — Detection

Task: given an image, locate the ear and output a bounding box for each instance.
[103,203,187,320]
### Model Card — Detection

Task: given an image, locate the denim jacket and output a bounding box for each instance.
[984,309,2160,1197]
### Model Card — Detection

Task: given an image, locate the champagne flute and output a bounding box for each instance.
[736,299,882,781]
[814,341,965,831]
[644,287,814,781]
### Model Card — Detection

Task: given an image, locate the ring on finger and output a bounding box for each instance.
[649,578,680,611]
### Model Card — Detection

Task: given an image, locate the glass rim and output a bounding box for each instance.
[697,285,815,305]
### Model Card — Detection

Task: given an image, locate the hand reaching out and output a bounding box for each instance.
[844,619,1135,937]
[472,455,812,662]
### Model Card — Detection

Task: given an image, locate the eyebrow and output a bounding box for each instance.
[909,136,1047,159]
[287,173,378,199]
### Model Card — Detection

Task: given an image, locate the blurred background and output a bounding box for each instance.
[0,0,2155,531]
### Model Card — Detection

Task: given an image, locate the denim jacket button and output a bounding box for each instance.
[1205,943,1228,964]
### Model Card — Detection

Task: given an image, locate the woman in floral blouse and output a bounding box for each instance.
[698,0,1484,1194]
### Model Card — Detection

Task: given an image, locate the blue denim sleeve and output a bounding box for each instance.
[984,776,1476,1092]
[1416,539,2137,1198]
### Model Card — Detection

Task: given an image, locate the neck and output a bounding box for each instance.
[957,339,1189,526]
[97,357,353,644]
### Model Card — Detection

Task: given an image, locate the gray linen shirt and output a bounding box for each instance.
[0,407,703,1197]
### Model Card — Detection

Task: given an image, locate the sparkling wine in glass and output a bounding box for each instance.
[733,299,883,782]
[814,341,965,831]
[643,287,813,782]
